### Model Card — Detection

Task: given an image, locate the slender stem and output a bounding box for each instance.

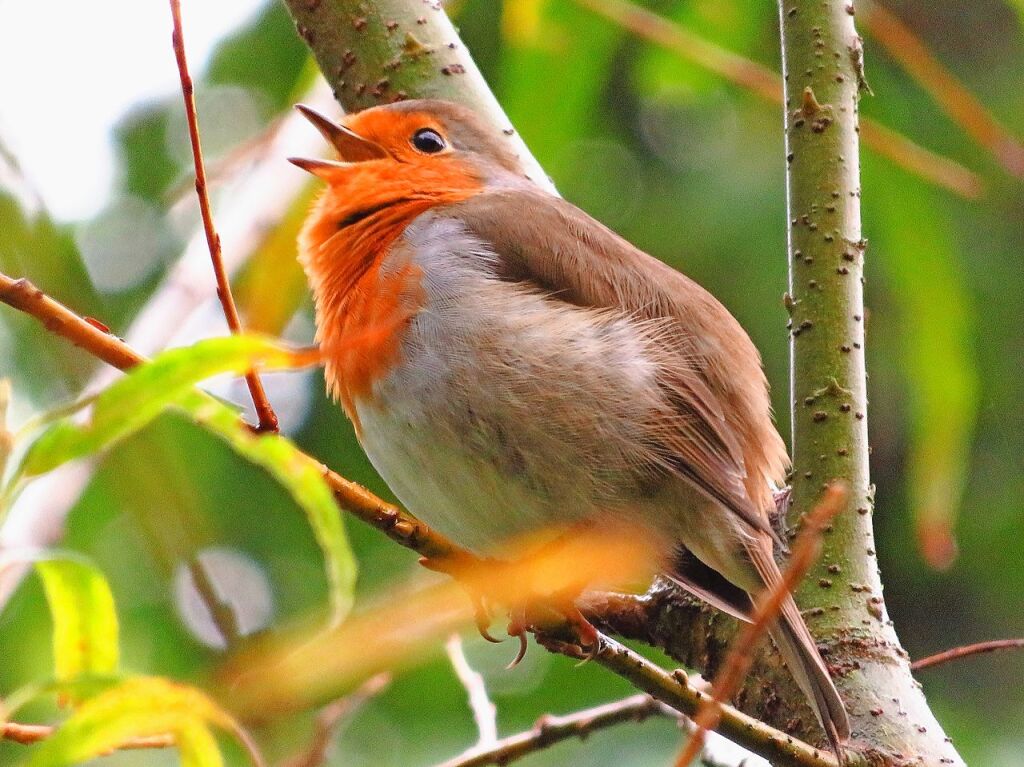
[168,0,278,433]
[433,694,677,767]
[446,635,497,748]
[778,1,963,764]
[2,722,173,750]
[280,673,391,767]
[0,276,143,369]
[572,0,983,199]
[912,638,1024,671]
[187,557,242,649]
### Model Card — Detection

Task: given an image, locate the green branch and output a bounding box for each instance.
[778,1,964,764]
[279,0,551,191]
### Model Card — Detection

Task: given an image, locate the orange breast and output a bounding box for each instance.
[297,161,481,430]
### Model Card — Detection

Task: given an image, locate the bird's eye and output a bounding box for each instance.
[411,128,446,154]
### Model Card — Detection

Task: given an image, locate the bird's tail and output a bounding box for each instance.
[770,597,851,761]
[747,544,850,762]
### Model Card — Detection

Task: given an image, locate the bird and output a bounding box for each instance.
[289,99,850,756]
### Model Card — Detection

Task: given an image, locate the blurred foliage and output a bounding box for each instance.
[1,0,1023,765]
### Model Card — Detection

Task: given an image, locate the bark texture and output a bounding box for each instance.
[281,0,551,191]
[778,1,964,764]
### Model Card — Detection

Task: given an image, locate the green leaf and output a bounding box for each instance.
[35,556,120,685]
[12,333,354,624]
[180,393,356,623]
[0,550,119,692]
[16,334,304,478]
[176,721,226,767]
[24,676,238,767]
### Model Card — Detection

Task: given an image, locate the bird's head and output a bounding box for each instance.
[289,99,527,190]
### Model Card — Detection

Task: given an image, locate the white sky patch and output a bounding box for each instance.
[0,0,265,221]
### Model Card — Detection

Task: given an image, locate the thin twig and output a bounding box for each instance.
[434,694,677,767]
[0,273,840,767]
[859,0,1024,177]
[3,720,265,767]
[446,634,498,748]
[2,722,173,750]
[168,0,278,433]
[572,0,984,198]
[279,673,391,767]
[187,557,242,648]
[0,274,245,648]
[587,637,840,767]
[911,638,1024,671]
[674,484,848,767]
[0,271,462,563]
[0,84,333,615]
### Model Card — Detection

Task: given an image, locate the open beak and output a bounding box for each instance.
[289,104,389,177]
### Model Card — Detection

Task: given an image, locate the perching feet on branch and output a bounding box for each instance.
[418,552,603,666]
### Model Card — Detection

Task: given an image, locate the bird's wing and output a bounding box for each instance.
[448,187,789,534]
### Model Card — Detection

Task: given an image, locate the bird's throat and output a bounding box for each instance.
[297,162,480,425]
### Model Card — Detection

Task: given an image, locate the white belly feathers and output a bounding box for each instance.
[353,212,670,553]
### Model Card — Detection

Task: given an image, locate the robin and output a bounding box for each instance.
[290,99,850,755]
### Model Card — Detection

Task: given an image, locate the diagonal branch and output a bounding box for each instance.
[0,271,462,563]
[168,0,278,434]
[279,673,391,767]
[433,694,677,767]
[911,638,1024,671]
[572,0,984,199]
[859,0,1024,177]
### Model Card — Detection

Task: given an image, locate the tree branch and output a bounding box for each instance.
[0,271,462,563]
[280,0,552,193]
[1,722,172,751]
[779,1,964,764]
[911,638,1024,672]
[433,694,677,767]
[168,0,278,434]
[279,673,390,767]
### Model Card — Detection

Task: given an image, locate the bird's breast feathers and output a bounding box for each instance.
[305,187,788,548]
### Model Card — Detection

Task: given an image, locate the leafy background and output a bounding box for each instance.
[1,0,1022,764]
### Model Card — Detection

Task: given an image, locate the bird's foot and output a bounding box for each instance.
[419,553,504,644]
[506,595,601,667]
[419,551,602,664]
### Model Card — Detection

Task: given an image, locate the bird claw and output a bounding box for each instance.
[474,599,503,644]
[419,554,503,643]
[562,604,601,664]
[506,631,530,669]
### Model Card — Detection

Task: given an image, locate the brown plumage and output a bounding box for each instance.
[292,99,850,756]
